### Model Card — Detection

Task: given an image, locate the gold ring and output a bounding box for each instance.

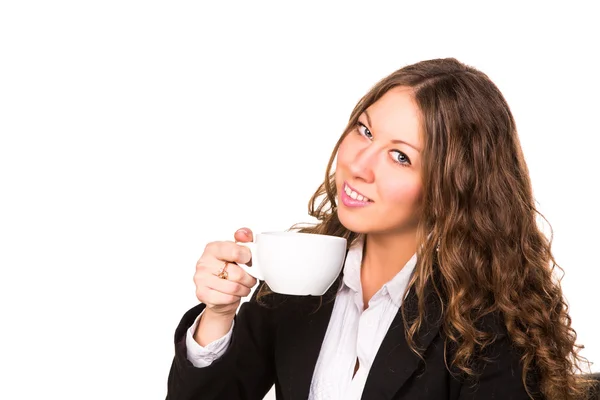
[217,261,229,280]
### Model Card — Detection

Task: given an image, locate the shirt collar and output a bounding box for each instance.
[342,235,417,308]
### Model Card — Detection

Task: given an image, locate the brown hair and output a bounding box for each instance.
[258,58,593,399]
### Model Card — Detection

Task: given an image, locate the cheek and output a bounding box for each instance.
[336,137,352,167]
[337,134,365,171]
[382,178,422,206]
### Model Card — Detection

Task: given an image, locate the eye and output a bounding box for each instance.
[357,122,373,139]
[390,150,411,166]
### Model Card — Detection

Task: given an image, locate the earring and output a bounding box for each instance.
[436,240,440,252]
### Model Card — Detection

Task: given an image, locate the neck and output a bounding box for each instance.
[361,230,418,281]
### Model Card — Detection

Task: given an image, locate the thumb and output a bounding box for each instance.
[234,227,254,243]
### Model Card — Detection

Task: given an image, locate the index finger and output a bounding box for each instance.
[204,241,252,265]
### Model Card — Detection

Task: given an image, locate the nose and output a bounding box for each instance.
[348,146,377,183]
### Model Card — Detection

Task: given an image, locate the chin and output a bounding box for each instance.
[337,208,374,234]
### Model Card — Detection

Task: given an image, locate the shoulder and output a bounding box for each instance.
[250,276,341,312]
[239,280,341,339]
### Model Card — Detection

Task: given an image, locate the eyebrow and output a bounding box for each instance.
[363,110,422,153]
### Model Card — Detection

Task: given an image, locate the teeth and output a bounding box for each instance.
[344,184,371,202]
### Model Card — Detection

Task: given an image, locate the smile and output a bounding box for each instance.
[344,183,372,202]
[341,182,373,207]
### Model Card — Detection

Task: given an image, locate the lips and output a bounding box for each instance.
[340,181,373,208]
[343,182,372,202]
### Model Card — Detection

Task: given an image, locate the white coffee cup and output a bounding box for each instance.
[237,231,348,296]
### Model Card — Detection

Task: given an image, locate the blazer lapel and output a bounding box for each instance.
[361,282,443,399]
[274,281,339,400]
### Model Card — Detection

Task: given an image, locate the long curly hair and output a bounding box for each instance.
[257,58,593,399]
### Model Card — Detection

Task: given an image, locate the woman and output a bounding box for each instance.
[166,58,593,399]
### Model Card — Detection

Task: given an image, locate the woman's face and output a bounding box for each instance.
[335,86,424,236]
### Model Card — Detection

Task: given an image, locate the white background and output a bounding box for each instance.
[1,1,598,399]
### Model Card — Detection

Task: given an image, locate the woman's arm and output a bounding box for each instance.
[185,309,234,368]
[166,286,276,400]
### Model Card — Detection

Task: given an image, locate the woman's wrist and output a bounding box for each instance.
[193,308,236,346]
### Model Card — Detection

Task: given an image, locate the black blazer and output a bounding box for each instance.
[166,278,540,400]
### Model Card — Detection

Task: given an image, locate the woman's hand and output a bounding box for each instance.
[193,228,258,318]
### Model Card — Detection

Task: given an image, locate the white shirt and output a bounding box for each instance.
[186,236,417,399]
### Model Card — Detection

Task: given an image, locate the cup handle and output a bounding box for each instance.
[236,242,265,280]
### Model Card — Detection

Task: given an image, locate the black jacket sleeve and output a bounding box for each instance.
[166,286,276,400]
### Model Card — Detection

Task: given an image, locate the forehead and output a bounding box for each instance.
[365,87,423,145]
